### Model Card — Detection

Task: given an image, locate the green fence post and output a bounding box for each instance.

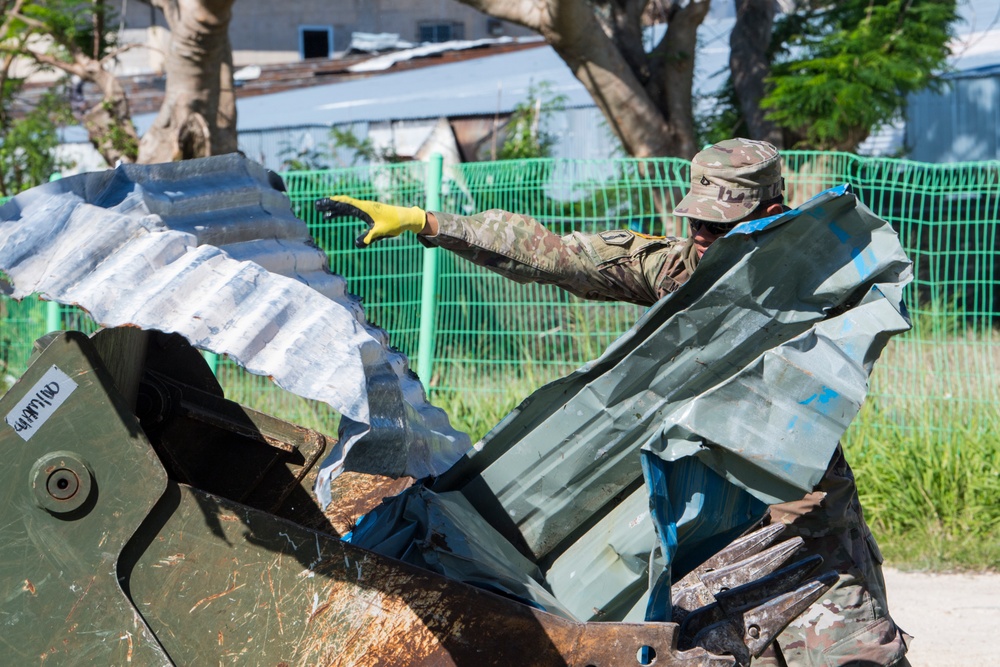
[45,301,61,333]
[202,351,219,376]
[417,153,443,390]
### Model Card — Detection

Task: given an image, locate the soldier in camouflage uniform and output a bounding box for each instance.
[319,138,911,666]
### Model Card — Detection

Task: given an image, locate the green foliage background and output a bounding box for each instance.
[703,0,958,151]
[0,85,72,196]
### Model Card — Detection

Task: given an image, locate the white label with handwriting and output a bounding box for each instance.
[5,366,78,441]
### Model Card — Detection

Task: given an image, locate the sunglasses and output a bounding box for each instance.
[689,219,740,236]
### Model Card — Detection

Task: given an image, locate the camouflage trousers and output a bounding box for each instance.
[755,524,911,666]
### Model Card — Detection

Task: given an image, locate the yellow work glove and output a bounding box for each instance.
[315,195,426,248]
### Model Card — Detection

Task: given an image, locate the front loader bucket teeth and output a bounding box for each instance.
[677,554,834,664]
[672,532,807,623]
[675,523,788,589]
[686,571,838,666]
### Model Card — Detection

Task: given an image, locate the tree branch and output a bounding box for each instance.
[455,0,701,157]
[730,0,783,145]
[1,0,30,111]
[8,10,48,32]
[99,42,143,65]
[0,0,27,36]
[648,0,708,65]
[21,47,88,79]
[146,0,180,27]
[454,0,547,32]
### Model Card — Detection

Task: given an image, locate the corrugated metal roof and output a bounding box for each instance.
[130,46,589,133]
[946,62,1000,79]
[950,0,1000,71]
[0,155,471,503]
[127,17,735,135]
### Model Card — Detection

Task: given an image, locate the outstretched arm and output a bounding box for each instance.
[423,209,672,305]
[316,197,683,306]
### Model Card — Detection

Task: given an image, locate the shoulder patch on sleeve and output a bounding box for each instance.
[598,230,634,245]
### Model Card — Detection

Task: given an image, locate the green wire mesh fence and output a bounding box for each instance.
[2,153,998,436]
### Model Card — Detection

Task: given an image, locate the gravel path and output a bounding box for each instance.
[883,568,1000,667]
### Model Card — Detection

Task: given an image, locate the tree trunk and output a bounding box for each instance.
[456,0,710,159]
[138,0,237,163]
[730,0,783,146]
[17,54,140,165]
[650,0,711,159]
[82,66,140,165]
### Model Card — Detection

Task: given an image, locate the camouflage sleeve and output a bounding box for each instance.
[420,209,691,307]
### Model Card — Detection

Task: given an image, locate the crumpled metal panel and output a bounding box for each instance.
[351,186,910,621]
[0,155,470,505]
[436,185,911,555]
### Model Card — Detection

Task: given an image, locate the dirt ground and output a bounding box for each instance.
[883,568,1000,667]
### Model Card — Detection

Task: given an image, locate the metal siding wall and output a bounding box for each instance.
[238,124,371,170]
[552,107,623,161]
[908,73,1000,163]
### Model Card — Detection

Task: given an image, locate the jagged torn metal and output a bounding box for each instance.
[440,185,910,579]
[351,186,913,622]
[0,154,470,506]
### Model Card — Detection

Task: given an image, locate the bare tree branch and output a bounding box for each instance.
[146,0,180,29]
[19,47,88,78]
[99,42,142,65]
[451,0,547,32]
[138,0,237,162]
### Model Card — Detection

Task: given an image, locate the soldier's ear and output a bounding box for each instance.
[764,203,786,216]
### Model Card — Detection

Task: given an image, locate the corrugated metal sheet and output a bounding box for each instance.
[350,186,913,623]
[0,155,471,505]
[347,37,542,72]
[435,187,911,559]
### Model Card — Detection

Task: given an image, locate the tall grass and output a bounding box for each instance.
[844,403,1000,571]
[217,361,342,436]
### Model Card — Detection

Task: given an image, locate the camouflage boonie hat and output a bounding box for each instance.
[673,138,783,224]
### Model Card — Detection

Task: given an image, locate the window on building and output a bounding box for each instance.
[418,22,464,43]
[299,26,333,60]
[486,18,504,36]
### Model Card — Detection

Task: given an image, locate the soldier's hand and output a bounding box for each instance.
[315,196,427,248]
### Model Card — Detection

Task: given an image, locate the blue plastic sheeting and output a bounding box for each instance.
[350,485,576,620]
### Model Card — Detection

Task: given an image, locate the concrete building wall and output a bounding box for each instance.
[123,0,534,63]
